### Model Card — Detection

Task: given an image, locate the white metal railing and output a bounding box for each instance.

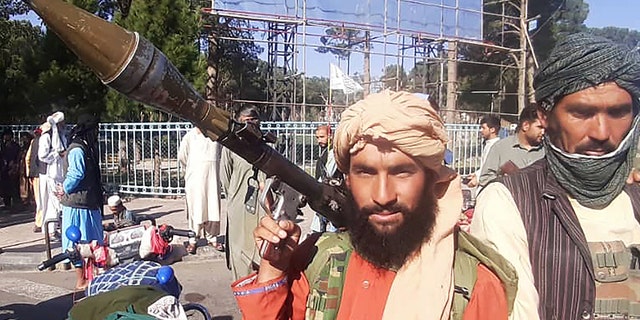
[1,122,489,196]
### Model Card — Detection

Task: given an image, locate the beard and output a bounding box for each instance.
[348,190,438,270]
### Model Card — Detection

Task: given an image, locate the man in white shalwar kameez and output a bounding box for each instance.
[38,111,67,236]
[178,127,222,254]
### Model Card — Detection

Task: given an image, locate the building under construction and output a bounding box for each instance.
[199,0,532,123]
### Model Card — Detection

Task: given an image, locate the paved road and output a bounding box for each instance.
[0,196,315,320]
[0,259,240,320]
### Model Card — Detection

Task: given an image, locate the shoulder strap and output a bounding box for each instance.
[450,231,518,319]
[302,231,517,320]
[303,232,354,320]
[450,238,479,320]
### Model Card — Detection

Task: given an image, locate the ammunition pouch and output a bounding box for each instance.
[588,241,640,319]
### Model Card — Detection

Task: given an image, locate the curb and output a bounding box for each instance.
[0,248,225,272]
[0,252,47,272]
[182,245,226,263]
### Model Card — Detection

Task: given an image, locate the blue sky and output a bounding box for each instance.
[584,0,640,30]
[13,0,640,79]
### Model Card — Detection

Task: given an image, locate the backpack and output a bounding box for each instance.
[303,231,518,320]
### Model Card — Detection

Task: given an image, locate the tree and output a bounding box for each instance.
[297,76,329,121]
[29,0,119,123]
[589,27,640,49]
[316,27,366,74]
[409,60,440,93]
[204,17,265,113]
[0,20,43,123]
[0,1,41,123]
[104,0,203,122]
[552,0,589,38]
[453,0,589,116]
[0,0,29,19]
[382,65,408,90]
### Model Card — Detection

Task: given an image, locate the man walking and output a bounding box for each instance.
[467,115,501,192]
[26,127,46,232]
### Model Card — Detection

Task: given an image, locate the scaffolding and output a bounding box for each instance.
[200,0,530,123]
[266,21,298,121]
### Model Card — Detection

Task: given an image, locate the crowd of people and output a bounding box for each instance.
[1,111,106,289]
[0,128,29,215]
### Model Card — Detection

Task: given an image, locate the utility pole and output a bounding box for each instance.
[364,30,371,96]
[518,0,528,113]
[445,41,458,122]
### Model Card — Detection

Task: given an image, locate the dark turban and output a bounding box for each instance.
[73,114,99,134]
[534,33,640,110]
[536,33,640,209]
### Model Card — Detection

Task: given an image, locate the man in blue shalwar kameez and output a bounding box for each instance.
[56,114,104,290]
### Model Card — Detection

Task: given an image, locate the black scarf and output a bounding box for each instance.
[545,116,640,209]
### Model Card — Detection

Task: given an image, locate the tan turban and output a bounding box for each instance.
[334,90,449,174]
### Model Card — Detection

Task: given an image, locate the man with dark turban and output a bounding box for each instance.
[471,33,640,320]
[56,114,104,290]
[231,90,518,320]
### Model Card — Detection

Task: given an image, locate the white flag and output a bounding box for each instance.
[329,63,363,94]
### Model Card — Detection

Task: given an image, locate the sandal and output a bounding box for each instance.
[210,242,225,252]
[186,243,197,255]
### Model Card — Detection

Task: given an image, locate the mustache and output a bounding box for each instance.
[360,203,410,215]
[574,140,617,154]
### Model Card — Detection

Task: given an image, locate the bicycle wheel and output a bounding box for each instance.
[183,302,212,320]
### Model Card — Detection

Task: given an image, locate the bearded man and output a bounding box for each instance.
[471,33,640,319]
[231,90,517,320]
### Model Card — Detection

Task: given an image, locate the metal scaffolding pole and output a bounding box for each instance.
[199,0,525,122]
[267,22,297,121]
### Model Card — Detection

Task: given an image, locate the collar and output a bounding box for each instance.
[508,134,543,152]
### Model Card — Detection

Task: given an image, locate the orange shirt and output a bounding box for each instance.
[335,252,395,319]
[232,250,507,320]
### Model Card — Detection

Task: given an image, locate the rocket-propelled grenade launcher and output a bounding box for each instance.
[25,0,349,228]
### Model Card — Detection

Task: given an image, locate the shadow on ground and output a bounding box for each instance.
[0,292,76,320]
[0,211,34,229]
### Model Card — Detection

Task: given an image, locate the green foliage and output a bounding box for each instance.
[103,0,202,122]
[29,0,109,122]
[0,3,44,124]
[204,17,265,111]
[0,0,623,124]
[0,0,29,19]
[382,64,408,90]
[0,0,119,124]
[452,0,589,114]
[297,76,330,121]
[552,0,589,38]
[316,27,366,64]
[588,27,640,49]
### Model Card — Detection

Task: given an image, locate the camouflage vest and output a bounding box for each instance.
[303,231,518,320]
[588,241,640,318]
